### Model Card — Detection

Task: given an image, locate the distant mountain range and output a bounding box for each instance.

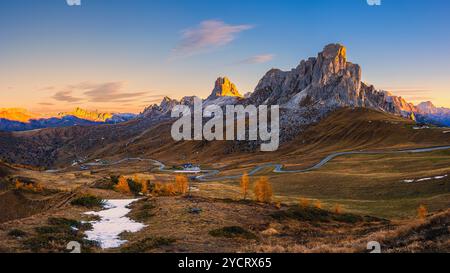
[415,101,450,126]
[0,107,136,131]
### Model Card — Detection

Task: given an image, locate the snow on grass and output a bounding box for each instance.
[84,199,146,249]
[403,175,448,183]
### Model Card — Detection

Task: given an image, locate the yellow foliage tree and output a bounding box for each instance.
[133,175,141,184]
[314,200,323,209]
[240,172,249,200]
[253,177,273,203]
[165,183,176,196]
[140,180,148,194]
[299,198,310,208]
[175,175,189,195]
[334,204,343,214]
[417,204,428,220]
[115,176,131,194]
[34,182,43,192]
[152,182,163,195]
[15,179,24,190]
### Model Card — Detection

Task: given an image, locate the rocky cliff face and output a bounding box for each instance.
[208,77,242,99]
[248,43,417,117]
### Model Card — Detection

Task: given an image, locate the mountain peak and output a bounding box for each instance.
[417,101,435,108]
[58,107,113,122]
[0,108,38,123]
[321,43,347,60]
[209,77,242,99]
[416,101,437,115]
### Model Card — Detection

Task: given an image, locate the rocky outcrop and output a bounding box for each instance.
[208,77,242,99]
[248,43,418,117]
[141,77,243,118]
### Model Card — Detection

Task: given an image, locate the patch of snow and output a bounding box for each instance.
[413,126,430,130]
[416,177,433,182]
[84,199,146,249]
[434,175,448,180]
[403,174,448,183]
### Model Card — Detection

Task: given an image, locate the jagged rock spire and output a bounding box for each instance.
[209,77,242,99]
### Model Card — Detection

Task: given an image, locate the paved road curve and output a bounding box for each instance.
[80,145,450,182]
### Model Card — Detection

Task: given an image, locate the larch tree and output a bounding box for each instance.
[334,204,343,214]
[299,197,310,208]
[253,176,273,203]
[417,204,428,220]
[140,180,148,194]
[240,172,250,200]
[175,175,189,195]
[314,200,323,209]
[115,176,131,194]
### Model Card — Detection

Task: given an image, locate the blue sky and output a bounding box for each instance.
[1,0,450,112]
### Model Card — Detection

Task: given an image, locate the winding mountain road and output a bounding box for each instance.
[80,145,450,182]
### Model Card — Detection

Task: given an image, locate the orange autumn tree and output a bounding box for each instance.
[152,182,163,195]
[299,197,310,208]
[417,204,428,220]
[253,176,273,203]
[115,176,131,194]
[165,183,176,196]
[334,204,343,214]
[140,180,149,194]
[15,179,24,190]
[314,200,323,209]
[240,172,250,200]
[175,175,189,195]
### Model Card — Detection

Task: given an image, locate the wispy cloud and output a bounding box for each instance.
[51,82,151,103]
[382,88,434,103]
[237,54,275,64]
[82,82,148,102]
[383,88,431,94]
[52,90,83,103]
[172,20,253,58]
